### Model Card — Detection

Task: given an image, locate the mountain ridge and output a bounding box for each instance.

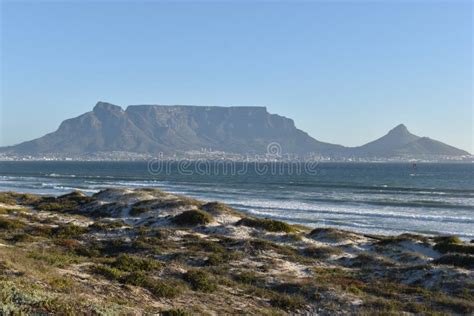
[1,101,470,158]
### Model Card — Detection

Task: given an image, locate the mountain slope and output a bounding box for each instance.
[2,102,344,155]
[350,124,469,157]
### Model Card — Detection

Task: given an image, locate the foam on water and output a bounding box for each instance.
[0,161,472,238]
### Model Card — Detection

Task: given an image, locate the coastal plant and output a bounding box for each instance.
[433,236,474,254]
[433,254,474,269]
[269,293,306,311]
[303,245,343,259]
[122,271,185,298]
[236,217,295,233]
[92,265,123,281]
[160,308,191,316]
[111,254,161,272]
[0,217,26,230]
[233,271,265,286]
[200,202,241,217]
[50,224,89,239]
[171,210,213,226]
[308,228,349,242]
[183,269,217,292]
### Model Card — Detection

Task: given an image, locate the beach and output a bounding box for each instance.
[0,188,472,314]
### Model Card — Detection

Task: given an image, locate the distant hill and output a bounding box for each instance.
[1,102,470,159]
[348,124,469,157]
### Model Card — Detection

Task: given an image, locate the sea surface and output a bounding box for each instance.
[0,161,473,239]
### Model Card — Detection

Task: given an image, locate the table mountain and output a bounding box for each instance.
[1,102,469,158]
[2,102,343,156]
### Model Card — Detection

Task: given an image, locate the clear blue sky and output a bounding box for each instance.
[1,1,472,152]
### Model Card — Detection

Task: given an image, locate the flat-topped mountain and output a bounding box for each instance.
[1,102,470,158]
[3,102,342,156]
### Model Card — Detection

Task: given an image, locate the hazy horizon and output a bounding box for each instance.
[1,1,472,152]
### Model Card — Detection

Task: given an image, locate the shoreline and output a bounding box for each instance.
[0,188,473,314]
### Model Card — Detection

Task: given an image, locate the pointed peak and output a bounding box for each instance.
[93,102,123,114]
[388,124,410,135]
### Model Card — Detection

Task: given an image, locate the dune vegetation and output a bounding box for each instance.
[0,189,472,314]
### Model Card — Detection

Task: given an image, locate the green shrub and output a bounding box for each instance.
[130,206,152,216]
[376,234,430,246]
[205,254,224,266]
[269,293,306,311]
[433,236,474,254]
[0,207,15,215]
[0,192,37,205]
[433,236,462,244]
[88,220,125,231]
[122,271,184,298]
[201,202,240,216]
[0,192,17,205]
[308,228,349,242]
[303,246,342,259]
[9,233,32,243]
[92,265,123,280]
[148,279,185,298]
[33,192,93,213]
[183,269,217,292]
[236,217,294,233]
[243,239,299,258]
[234,271,264,286]
[51,224,88,239]
[185,237,225,253]
[161,308,191,316]
[27,225,54,237]
[0,217,25,230]
[112,254,161,272]
[28,250,80,268]
[172,210,213,226]
[204,252,240,266]
[433,254,474,269]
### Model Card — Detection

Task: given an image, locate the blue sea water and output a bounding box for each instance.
[0,161,473,239]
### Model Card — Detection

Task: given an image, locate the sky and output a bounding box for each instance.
[1,1,472,152]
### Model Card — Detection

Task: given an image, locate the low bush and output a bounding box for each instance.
[0,192,38,205]
[433,237,474,254]
[122,271,184,298]
[308,228,349,242]
[172,210,213,226]
[51,224,89,239]
[0,217,25,230]
[28,250,80,268]
[205,251,240,266]
[183,269,217,292]
[9,233,33,243]
[161,308,191,316]
[236,217,294,233]
[433,236,462,244]
[92,265,123,280]
[233,271,264,286]
[269,293,306,311]
[303,246,342,259]
[201,202,240,216]
[148,279,185,298]
[129,206,152,216]
[433,254,474,269]
[112,254,161,272]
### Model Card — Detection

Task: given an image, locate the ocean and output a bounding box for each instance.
[0,161,473,239]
